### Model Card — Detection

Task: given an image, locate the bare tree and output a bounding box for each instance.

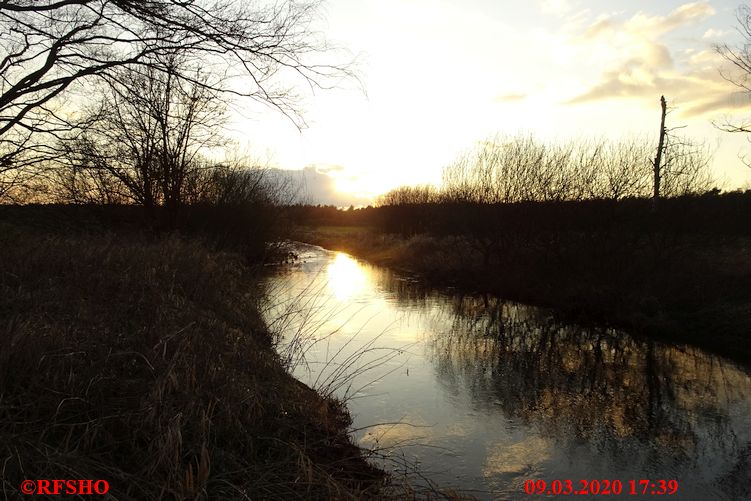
[660,134,714,197]
[0,0,349,199]
[600,137,651,200]
[714,4,751,169]
[440,133,710,205]
[716,5,751,132]
[377,184,438,206]
[57,51,227,209]
[653,95,667,207]
[47,140,125,204]
[651,96,714,200]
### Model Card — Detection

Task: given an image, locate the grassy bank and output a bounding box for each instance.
[295,222,751,366]
[0,218,386,498]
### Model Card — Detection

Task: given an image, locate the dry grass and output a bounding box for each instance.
[0,228,386,499]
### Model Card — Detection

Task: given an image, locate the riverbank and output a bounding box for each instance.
[0,217,386,498]
[295,224,751,366]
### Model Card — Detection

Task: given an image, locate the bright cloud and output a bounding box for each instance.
[563,2,749,119]
[540,0,574,16]
[703,28,727,39]
[625,2,715,35]
[231,0,751,199]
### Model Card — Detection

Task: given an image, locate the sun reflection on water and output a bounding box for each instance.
[265,246,751,499]
[327,252,366,300]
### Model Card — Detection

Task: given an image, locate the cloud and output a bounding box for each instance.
[580,17,614,40]
[576,3,714,43]
[615,2,715,38]
[564,2,747,118]
[636,2,715,33]
[265,166,372,207]
[688,49,717,65]
[567,43,673,104]
[567,74,658,104]
[540,0,574,16]
[578,2,714,42]
[703,28,727,39]
[682,91,751,118]
[313,164,345,175]
[496,93,527,102]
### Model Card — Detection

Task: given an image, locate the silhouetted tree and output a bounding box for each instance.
[653,96,667,207]
[441,134,652,203]
[58,51,226,209]
[715,4,751,168]
[377,184,439,206]
[652,96,713,204]
[659,134,714,197]
[0,0,349,200]
[440,133,711,205]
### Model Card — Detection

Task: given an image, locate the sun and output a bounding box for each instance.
[327,252,366,300]
[333,172,404,202]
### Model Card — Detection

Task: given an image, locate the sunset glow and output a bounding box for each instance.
[6,2,750,497]
[233,0,751,204]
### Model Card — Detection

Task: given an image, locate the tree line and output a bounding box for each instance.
[380,132,714,207]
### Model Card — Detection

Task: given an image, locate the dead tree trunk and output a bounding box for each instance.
[653,95,667,209]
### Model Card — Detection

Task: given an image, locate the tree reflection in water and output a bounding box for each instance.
[420,293,751,498]
[266,246,751,499]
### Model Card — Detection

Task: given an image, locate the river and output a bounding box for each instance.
[261,244,751,500]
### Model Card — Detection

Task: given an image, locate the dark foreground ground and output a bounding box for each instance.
[291,195,751,366]
[0,207,395,499]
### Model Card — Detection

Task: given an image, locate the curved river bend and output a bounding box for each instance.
[261,245,751,500]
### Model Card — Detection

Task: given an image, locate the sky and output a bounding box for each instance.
[229,0,751,205]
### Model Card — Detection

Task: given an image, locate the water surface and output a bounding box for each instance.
[262,245,751,500]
